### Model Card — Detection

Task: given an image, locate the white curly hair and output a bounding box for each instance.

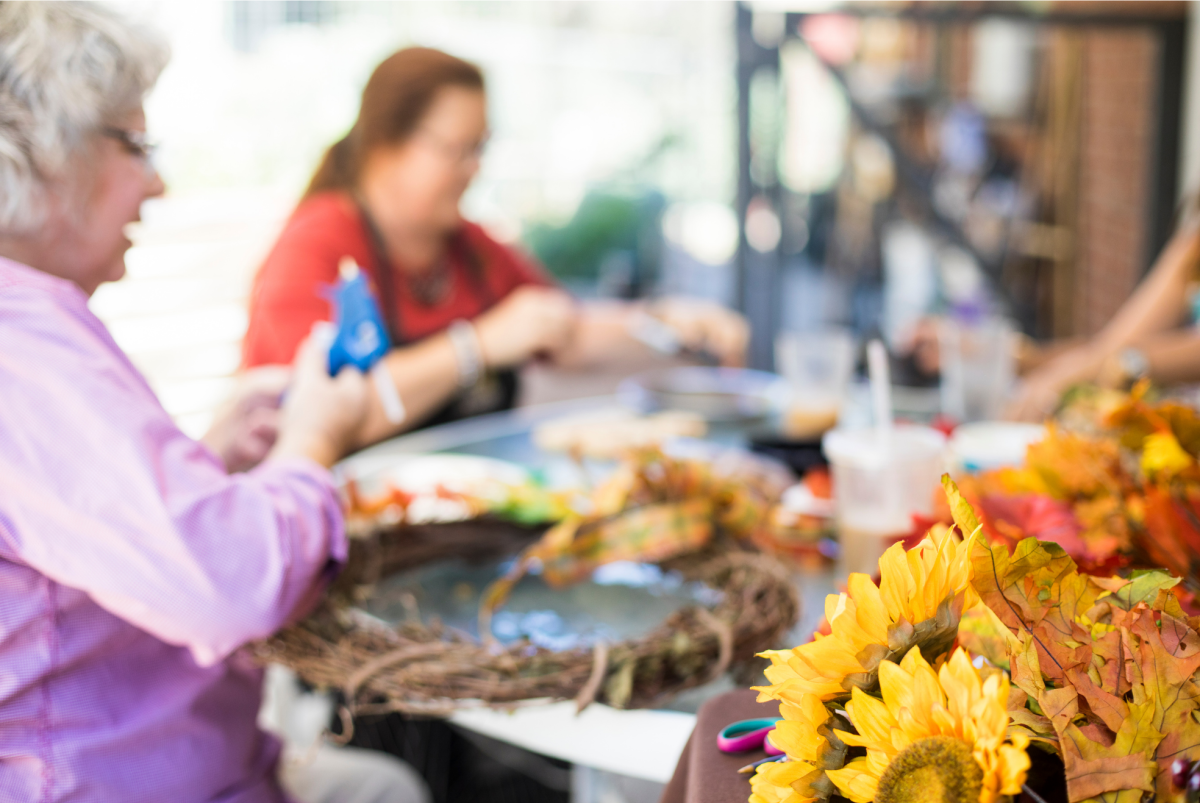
[0,2,168,234]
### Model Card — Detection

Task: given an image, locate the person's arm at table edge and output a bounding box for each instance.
[1063,225,1200,376]
[551,298,750,371]
[146,333,367,657]
[1006,225,1200,420]
[349,332,463,450]
[550,300,652,369]
[1104,329,1200,387]
[349,283,576,447]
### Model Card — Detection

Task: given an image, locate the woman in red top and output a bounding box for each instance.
[243,47,747,443]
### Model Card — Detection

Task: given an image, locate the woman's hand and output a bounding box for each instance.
[202,366,291,473]
[651,297,749,367]
[269,327,371,468]
[473,285,577,368]
[1005,346,1103,422]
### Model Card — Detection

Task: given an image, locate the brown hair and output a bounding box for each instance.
[303,47,484,199]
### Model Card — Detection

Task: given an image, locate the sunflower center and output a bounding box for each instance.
[875,736,983,803]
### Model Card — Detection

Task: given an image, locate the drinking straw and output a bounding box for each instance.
[867,339,893,454]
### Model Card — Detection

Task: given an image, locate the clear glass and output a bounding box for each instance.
[938,317,1017,423]
[774,328,855,440]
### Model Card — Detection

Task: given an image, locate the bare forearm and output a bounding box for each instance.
[1138,330,1200,385]
[355,335,461,447]
[1015,335,1086,375]
[1092,228,1199,355]
[552,301,644,370]
[268,430,341,469]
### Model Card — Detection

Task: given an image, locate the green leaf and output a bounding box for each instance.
[1108,570,1181,611]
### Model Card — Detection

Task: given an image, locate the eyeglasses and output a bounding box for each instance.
[415,126,489,167]
[102,126,159,174]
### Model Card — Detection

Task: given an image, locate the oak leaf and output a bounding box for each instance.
[967,530,1200,803]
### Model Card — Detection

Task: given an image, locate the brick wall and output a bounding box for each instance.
[1073,27,1157,336]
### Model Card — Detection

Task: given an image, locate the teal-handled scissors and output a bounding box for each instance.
[716,717,784,755]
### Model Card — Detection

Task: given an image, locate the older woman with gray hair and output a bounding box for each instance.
[0,5,424,803]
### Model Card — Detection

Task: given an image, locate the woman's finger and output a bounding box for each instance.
[240,365,292,396]
[292,323,337,382]
[235,365,292,409]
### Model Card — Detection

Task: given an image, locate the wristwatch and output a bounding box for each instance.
[1114,347,1151,386]
[447,318,484,389]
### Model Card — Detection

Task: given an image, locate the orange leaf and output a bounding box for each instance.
[1061,752,1156,802]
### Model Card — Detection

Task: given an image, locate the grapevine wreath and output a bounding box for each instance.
[254,447,801,719]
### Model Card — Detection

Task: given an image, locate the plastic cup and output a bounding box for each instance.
[939,317,1016,423]
[775,329,855,440]
[822,425,947,576]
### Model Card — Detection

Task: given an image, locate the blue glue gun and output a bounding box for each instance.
[327,257,390,375]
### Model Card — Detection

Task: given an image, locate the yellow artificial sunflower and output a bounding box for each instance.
[749,759,818,803]
[754,524,975,704]
[749,693,847,803]
[824,647,1029,803]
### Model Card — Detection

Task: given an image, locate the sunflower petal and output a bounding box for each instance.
[825,758,879,803]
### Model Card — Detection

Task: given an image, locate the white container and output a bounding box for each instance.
[822,425,947,575]
[948,421,1045,474]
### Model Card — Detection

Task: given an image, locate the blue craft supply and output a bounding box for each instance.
[327,257,390,375]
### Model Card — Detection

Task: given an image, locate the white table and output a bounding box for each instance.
[451,702,696,784]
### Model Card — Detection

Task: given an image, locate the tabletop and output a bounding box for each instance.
[337,396,840,783]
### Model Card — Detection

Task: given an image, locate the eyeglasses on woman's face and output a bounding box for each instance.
[102,126,160,176]
[414,126,489,168]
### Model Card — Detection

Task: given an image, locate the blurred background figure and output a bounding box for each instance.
[731,4,1200,426]
[1006,218,1200,420]
[95,3,743,440]
[95,2,1200,439]
[242,46,747,445]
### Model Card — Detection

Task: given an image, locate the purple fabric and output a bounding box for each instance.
[0,257,347,802]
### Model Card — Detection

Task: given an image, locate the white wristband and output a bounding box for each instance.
[446,318,483,389]
[369,363,406,425]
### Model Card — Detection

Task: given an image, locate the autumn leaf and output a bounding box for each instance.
[1141,431,1193,479]
[1142,583,1200,792]
[944,396,1200,799]
[1104,391,1200,459]
[970,535,1076,636]
[1159,402,1200,457]
[480,448,784,632]
[1013,613,1160,803]
[942,474,982,539]
[1140,486,1200,581]
[981,493,1081,544]
[1021,426,1124,500]
[1072,495,1130,559]
[1106,569,1180,611]
[1061,752,1155,802]
[956,605,1016,669]
[1104,390,1163,453]
[971,533,1200,802]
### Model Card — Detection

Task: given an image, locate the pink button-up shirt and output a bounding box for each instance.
[0,257,347,802]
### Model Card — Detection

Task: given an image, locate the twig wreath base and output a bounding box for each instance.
[254,517,800,718]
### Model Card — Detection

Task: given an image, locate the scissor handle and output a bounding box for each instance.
[716,717,783,753]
